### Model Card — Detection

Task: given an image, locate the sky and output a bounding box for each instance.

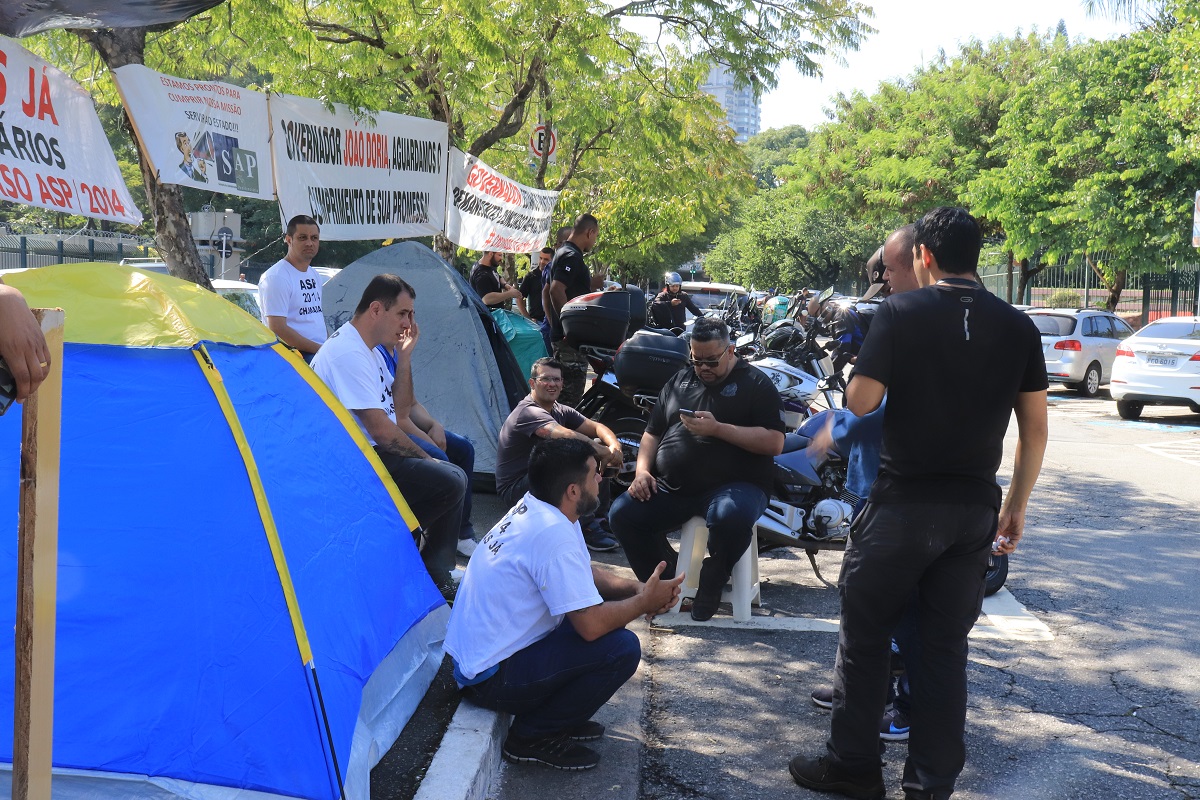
[760,0,1136,131]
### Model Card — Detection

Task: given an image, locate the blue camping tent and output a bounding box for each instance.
[0,265,447,800]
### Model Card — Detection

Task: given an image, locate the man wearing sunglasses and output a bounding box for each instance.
[494,357,625,551]
[608,316,786,621]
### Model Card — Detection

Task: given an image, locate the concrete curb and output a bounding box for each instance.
[413,702,510,800]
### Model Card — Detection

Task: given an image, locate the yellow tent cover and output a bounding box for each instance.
[4,264,276,348]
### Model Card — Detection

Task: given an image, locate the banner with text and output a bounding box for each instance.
[0,37,141,225]
[113,64,273,200]
[270,93,448,240]
[444,148,559,252]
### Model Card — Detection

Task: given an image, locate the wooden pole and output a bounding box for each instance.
[13,308,65,800]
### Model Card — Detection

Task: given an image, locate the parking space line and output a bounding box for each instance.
[650,588,1053,642]
[1139,438,1200,467]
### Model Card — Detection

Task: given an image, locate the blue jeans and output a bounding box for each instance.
[536,318,552,357]
[608,481,768,585]
[415,430,476,538]
[462,621,640,738]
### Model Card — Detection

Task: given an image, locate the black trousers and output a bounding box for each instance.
[373,446,467,585]
[828,501,995,799]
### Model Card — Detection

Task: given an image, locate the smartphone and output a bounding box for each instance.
[679,408,697,418]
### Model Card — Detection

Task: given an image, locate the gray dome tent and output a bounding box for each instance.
[322,242,526,487]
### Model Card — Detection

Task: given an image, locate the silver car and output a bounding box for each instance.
[1026,309,1135,397]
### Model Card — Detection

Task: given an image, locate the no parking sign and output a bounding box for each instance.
[529,123,556,164]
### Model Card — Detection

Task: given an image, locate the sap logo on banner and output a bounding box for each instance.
[233,149,259,193]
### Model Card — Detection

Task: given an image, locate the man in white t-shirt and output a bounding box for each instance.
[445,438,684,771]
[311,273,468,596]
[259,215,328,362]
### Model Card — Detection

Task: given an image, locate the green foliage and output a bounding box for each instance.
[783,32,1059,230]
[704,191,878,290]
[968,31,1200,286]
[1046,289,1082,308]
[743,125,809,188]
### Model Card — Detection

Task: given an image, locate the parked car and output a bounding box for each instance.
[1109,316,1200,420]
[212,279,263,322]
[1026,308,1135,397]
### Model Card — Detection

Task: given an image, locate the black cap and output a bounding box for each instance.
[860,246,887,301]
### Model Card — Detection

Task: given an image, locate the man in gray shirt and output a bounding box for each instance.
[495,357,624,551]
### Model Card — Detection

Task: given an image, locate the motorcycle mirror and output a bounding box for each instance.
[817,286,836,305]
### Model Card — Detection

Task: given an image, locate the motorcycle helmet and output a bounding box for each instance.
[761,319,803,353]
[664,271,683,287]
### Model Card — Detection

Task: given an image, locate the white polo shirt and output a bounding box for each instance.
[445,494,603,680]
[258,258,328,345]
[311,322,393,445]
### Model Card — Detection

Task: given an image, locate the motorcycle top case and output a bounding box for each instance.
[624,285,647,335]
[562,290,632,349]
[614,329,690,392]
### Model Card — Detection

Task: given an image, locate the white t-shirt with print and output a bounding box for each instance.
[258,258,328,345]
[311,322,394,445]
[445,493,603,680]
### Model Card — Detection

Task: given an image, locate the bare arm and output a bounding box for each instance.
[995,389,1048,555]
[515,294,531,319]
[355,407,431,459]
[567,562,684,641]
[575,418,624,466]
[480,286,521,306]
[266,316,324,355]
[549,280,569,316]
[0,280,51,402]
[846,373,886,416]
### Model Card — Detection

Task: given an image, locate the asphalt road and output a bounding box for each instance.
[491,388,1200,800]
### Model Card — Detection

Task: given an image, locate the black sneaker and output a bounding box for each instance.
[690,558,725,621]
[566,719,605,741]
[811,686,834,709]
[879,707,910,742]
[788,754,885,799]
[582,524,620,552]
[502,732,599,770]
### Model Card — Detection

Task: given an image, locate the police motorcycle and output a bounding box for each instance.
[757,411,1009,596]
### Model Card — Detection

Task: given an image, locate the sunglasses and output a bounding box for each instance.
[689,353,725,368]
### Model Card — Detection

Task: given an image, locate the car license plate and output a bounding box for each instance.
[1147,355,1176,367]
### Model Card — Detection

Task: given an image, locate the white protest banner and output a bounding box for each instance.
[113,64,272,200]
[270,93,448,240]
[0,37,141,225]
[445,148,559,252]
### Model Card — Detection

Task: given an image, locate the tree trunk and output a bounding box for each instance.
[1106,268,1126,312]
[1005,250,1014,304]
[74,27,213,290]
[1016,257,1040,305]
[432,233,457,267]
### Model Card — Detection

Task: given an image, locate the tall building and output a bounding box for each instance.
[701,65,761,142]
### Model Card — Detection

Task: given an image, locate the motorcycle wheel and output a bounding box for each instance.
[606,416,649,495]
[984,553,1008,597]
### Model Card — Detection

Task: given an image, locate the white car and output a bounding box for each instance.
[212,279,264,322]
[1109,316,1200,420]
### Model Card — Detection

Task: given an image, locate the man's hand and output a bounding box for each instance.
[604,443,624,468]
[807,413,836,461]
[640,561,685,619]
[628,470,657,501]
[428,420,448,452]
[679,409,720,437]
[0,284,51,402]
[397,319,420,359]
[671,297,681,306]
[994,508,1024,555]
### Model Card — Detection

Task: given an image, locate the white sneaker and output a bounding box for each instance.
[449,568,466,585]
[456,538,479,558]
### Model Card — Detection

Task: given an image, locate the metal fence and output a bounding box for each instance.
[0,229,157,271]
[0,229,222,276]
[978,247,1200,326]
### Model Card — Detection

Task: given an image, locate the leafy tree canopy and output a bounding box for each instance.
[743,124,809,188]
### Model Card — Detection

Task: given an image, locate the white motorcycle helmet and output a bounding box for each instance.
[664,271,683,287]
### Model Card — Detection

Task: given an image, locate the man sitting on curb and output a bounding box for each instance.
[445,438,684,771]
[494,357,624,552]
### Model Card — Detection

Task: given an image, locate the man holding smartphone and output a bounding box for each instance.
[608,316,785,621]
